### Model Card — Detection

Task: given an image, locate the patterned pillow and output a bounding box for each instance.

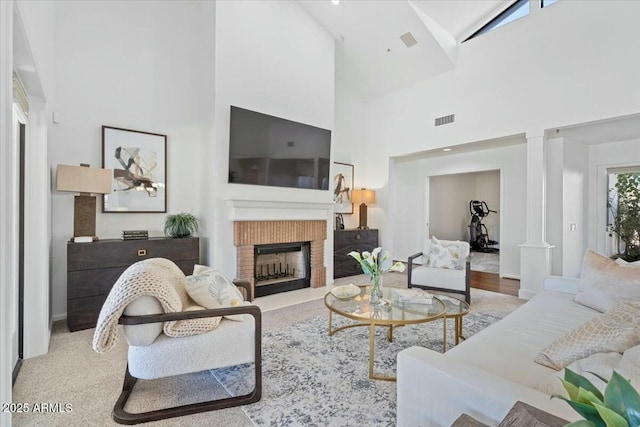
[426,237,461,269]
[575,250,640,312]
[186,265,246,321]
[534,302,640,370]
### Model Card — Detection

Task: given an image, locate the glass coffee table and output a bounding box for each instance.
[324,285,447,381]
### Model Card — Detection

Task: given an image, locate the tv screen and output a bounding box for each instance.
[228,106,331,190]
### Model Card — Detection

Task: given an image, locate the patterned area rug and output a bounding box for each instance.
[212,310,505,426]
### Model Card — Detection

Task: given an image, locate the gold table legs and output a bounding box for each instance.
[328,311,448,382]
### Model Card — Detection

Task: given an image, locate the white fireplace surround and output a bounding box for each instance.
[226,198,335,222]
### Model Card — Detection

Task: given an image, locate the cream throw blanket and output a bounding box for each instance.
[92,258,219,353]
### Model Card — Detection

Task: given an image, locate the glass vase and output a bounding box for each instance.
[370,274,383,304]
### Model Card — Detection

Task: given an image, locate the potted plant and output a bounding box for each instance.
[164,212,199,238]
[552,368,640,427]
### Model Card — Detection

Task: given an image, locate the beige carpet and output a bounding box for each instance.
[12,273,523,426]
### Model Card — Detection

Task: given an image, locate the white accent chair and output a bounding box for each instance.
[407,239,471,303]
[94,259,262,425]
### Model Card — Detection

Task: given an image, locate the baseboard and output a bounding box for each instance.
[52,312,66,322]
[501,273,520,280]
[518,289,537,300]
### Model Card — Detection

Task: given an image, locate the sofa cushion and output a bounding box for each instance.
[422,237,470,269]
[535,344,640,397]
[447,291,599,388]
[128,316,256,380]
[534,302,640,370]
[575,250,640,312]
[411,265,466,291]
[426,237,461,269]
[123,295,164,346]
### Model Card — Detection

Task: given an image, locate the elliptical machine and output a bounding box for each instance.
[468,200,498,251]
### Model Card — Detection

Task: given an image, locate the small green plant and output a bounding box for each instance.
[164,212,199,238]
[552,368,640,427]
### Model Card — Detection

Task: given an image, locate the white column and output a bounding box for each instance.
[519,131,554,299]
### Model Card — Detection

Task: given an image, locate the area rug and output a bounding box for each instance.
[212,310,505,426]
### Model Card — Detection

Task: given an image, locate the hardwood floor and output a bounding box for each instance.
[471,270,520,297]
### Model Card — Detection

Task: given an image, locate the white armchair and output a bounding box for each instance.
[93,258,261,425]
[407,238,471,303]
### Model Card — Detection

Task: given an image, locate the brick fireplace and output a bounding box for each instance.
[234,220,327,299]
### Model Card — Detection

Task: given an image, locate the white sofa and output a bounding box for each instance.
[396,276,594,427]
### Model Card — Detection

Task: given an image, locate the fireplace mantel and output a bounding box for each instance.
[226,198,335,221]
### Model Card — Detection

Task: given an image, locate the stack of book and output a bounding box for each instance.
[121,230,149,240]
[393,288,434,304]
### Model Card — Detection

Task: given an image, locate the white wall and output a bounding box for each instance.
[1,3,14,424]
[562,140,589,276]
[429,170,500,243]
[333,71,366,231]
[50,1,215,320]
[210,0,335,279]
[390,144,524,278]
[340,1,640,281]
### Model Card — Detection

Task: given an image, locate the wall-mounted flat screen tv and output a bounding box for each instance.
[228,106,331,190]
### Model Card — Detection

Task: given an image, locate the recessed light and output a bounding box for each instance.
[443,148,452,152]
[331,0,340,4]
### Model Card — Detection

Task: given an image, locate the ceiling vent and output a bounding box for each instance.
[435,114,455,127]
[400,32,418,48]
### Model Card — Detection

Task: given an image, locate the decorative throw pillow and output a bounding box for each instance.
[575,250,640,312]
[534,302,640,370]
[186,265,246,321]
[426,236,461,269]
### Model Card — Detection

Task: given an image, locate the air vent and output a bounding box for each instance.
[400,32,418,48]
[435,114,455,127]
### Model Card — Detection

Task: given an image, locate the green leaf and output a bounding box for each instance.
[565,368,604,401]
[593,403,629,427]
[604,371,640,426]
[552,395,606,427]
[578,387,604,407]
[561,379,581,401]
[565,421,597,427]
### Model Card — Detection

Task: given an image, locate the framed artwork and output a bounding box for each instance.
[102,126,167,213]
[333,162,354,214]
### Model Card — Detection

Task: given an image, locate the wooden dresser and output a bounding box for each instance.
[333,229,379,279]
[67,237,199,332]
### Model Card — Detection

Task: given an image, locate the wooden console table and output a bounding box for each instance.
[67,237,199,331]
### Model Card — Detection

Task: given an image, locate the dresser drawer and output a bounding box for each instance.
[334,230,378,248]
[67,294,109,332]
[333,229,379,279]
[68,237,199,271]
[67,259,198,299]
[67,237,200,331]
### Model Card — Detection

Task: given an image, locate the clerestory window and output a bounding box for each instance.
[464,0,530,42]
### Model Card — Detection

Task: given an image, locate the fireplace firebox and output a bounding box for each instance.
[253,242,310,297]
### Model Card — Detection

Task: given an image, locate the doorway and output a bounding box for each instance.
[427,170,501,274]
[12,104,26,383]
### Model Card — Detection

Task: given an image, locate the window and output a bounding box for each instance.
[541,0,559,8]
[607,167,640,259]
[464,0,530,42]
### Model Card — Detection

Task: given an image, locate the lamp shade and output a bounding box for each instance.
[352,189,376,205]
[56,164,112,194]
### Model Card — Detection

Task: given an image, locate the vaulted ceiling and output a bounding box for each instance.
[299,0,507,100]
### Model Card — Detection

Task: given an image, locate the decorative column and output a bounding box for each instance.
[519,131,554,299]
